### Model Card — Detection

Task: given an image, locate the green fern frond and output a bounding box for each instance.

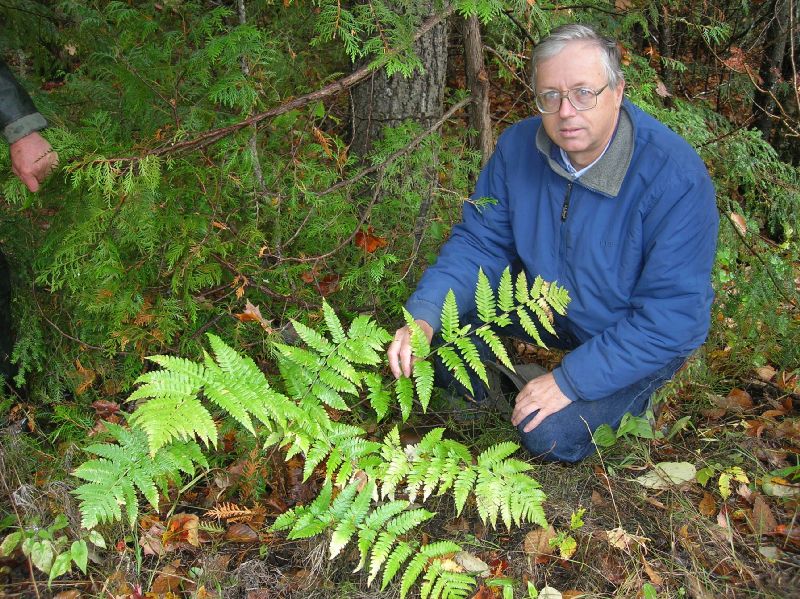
[454,337,488,386]
[364,372,391,420]
[291,318,334,355]
[453,468,477,515]
[380,541,415,590]
[497,268,514,313]
[400,541,462,599]
[396,375,414,421]
[322,300,347,344]
[475,268,496,323]
[515,270,529,305]
[477,442,519,467]
[412,360,434,411]
[128,394,216,455]
[516,306,545,347]
[437,346,473,394]
[440,290,460,342]
[475,328,513,370]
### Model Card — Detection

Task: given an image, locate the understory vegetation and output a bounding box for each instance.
[0,1,798,598]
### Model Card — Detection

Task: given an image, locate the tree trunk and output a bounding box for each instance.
[462,14,493,167]
[349,2,449,158]
[753,0,791,140]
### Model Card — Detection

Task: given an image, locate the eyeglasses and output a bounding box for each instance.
[535,84,609,114]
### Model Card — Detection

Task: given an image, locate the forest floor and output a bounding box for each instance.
[1,339,798,599]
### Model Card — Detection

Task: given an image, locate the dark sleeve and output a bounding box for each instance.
[0,59,47,144]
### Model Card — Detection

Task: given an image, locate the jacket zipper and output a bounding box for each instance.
[561,182,573,222]
[557,182,573,283]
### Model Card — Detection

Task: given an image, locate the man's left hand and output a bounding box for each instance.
[10,132,58,193]
[511,372,572,433]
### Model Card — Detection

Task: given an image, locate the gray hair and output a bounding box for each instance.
[531,24,624,92]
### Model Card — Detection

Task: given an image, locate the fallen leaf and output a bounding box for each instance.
[165,513,200,548]
[761,409,786,419]
[717,505,730,529]
[471,585,496,599]
[605,527,649,552]
[737,483,753,503]
[315,273,340,296]
[139,522,166,556]
[700,407,727,420]
[53,591,81,599]
[539,587,563,599]
[729,212,747,235]
[755,365,776,381]
[354,226,388,253]
[762,477,800,498]
[698,492,716,517]
[234,300,274,332]
[758,545,781,561]
[523,525,556,556]
[637,462,696,489]
[598,551,627,585]
[150,561,184,594]
[642,557,664,585]
[91,400,120,418]
[655,80,671,97]
[751,495,777,535]
[643,495,667,510]
[590,490,607,507]
[224,522,259,543]
[195,586,219,599]
[717,388,753,411]
[454,551,489,576]
[246,590,273,599]
[562,592,587,599]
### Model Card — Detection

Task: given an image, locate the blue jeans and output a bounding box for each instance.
[432,311,686,463]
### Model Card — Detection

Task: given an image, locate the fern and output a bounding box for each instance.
[72,423,207,529]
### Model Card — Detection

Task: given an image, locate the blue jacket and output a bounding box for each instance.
[406,100,719,401]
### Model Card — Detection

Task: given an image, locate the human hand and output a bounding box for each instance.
[387,319,434,378]
[10,132,58,192]
[511,372,572,432]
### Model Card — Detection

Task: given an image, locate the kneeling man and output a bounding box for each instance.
[387,24,718,462]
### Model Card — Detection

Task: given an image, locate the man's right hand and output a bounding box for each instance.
[387,319,434,378]
[10,131,58,192]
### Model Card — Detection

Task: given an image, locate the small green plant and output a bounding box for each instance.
[696,464,749,500]
[548,507,585,560]
[0,514,105,585]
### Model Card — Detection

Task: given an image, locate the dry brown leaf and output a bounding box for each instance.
[751,495,778,535]
[713,389,752,412]
[563,592,587,599]
[195,586,219,599]
[615,0,633,11]
[698,491,717,517]
[729,212,747,235]
[701,407,727,420]
[471,585,497,599]
[755,365,777,381]
[53,591,82,599]
[354,226,388,253]
[606,526,649,552]
[655,80,671,97]
[246,590,273,599]
[737,483,754,503]
[523,525,556,556]
[233,300,274,332]
[454,551,487,575]
[150,561,184,594]
[225,522,259,543]
[590,490,607,507]
[642,557,664,585]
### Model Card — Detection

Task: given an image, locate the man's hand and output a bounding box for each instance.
[387,319,434,378]
[10,132,58,192]
[511,372,572,433]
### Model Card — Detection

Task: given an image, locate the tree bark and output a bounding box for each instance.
[753,0,791,140]
[349,2,449,158]
[462,14,493,166]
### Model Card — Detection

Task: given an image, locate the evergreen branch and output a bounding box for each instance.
[94,7,456,165]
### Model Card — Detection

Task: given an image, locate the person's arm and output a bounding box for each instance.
[1,59,58,192]
[553,168,719,401]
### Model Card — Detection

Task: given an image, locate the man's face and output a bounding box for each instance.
[535,41,624,169]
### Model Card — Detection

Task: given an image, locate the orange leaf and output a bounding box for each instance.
[316,273,340,296]
[165,513,200,547]
[233,300,274,332]
[751,495,778,535]
[698,491,716,517]
[224,523,260,543]
[354,226,388,253]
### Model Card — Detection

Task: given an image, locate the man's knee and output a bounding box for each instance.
[516,416,593,463]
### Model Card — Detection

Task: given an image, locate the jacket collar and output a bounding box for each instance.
[535,100,635,198]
